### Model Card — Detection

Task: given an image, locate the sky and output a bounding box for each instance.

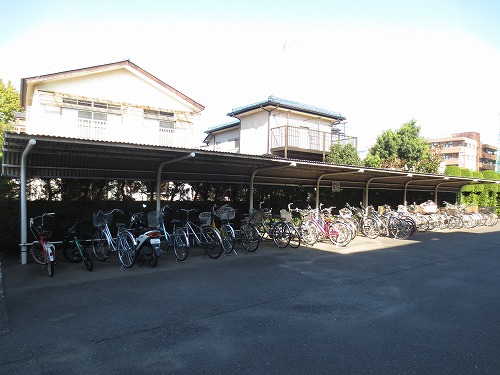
[1,0,499,150]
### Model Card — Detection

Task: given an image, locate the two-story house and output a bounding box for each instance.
[17,60,205,148]
[203,96,352,161]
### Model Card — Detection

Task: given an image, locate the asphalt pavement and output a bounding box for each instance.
[1,226,499,374]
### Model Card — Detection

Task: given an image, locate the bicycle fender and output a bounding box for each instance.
[46,243,55,261]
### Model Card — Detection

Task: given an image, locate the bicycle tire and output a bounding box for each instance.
[272,221,291,248]
[117,231,136,268]
[173,228,189,261]
[30,241,45,265]
[63,240,82,263]
[362,218,379,239]
[301,221,318,245]
[330,221,351,246]
[142,245,159,267]
[288,225,301,248]
[220,224,235,254]
[159,228,172,254]
[240,223,260,252]
[47,259,55,277]
[201,226,223,259]
[83,247,94,271]
[92,229,109,261]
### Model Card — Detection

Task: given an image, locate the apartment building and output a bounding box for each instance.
[428,132,497,172]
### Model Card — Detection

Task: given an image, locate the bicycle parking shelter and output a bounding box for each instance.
[3,133,498,264]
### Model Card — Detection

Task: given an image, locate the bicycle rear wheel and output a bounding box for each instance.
[63,240,82,263]
[173,228,189,261]
[201,226,223,259]
[117,231,136,268]
[220,224,235,254]
[83,247,94,271]
[30,241,45,265]
[240,223,260,252]
[288,225,301,248]
[92,229,110,261]
[272,221,291,248]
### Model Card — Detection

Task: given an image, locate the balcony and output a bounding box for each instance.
[270,125,357,161]
[25,118,197,148]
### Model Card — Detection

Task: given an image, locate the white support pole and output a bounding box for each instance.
[20,139,36,265]
[156,152,196,212]
[249,162,296,213]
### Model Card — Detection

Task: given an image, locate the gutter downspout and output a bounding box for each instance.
[20,139,36,265]
[156,152,196,212]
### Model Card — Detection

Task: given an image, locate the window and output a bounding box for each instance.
[78,110,107,121]
[160,120,175,129]
[63,97,121,112]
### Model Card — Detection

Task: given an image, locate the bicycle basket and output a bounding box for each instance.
[147,211,164,228]
[198,212,212,227]
[339,208,352,219]
[249,209,263,225]
[216,206,235,221]
[93,212,113,228]
[280,209,292,223]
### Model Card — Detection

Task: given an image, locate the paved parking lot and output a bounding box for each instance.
[1,226,500,374]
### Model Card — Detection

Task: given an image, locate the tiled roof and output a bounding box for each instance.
[205,119,240,134]
[227,95,345,121]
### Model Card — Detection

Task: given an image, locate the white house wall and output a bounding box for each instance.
[31,69,196,113]
[239,111,270,155]
[209,128,240,152]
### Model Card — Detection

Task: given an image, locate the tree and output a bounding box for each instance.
[0,79,21,152]
[326,143,362,166]
[364,119,441,173]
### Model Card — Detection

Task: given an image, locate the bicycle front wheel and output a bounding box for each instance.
[201,226,223,259]
[240,223,260,252]
[117,231,136,268]
[92,229,110,261]
[173,228,189,261]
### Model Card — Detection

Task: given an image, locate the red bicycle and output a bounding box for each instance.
[29,212,56,276]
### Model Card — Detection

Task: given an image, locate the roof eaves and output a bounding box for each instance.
[227,95,345,121]
[20,60,205,112]
[205,120,240,134]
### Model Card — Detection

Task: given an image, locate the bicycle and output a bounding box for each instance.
[212,204,237,255]
[173,208,223,259]
[62,221,94,271]
[91,209,136,269]
[279,204,302,249]
[147,205,189,262]
[254,202,291,249]
[239,210,261,253]
[29,212,56,276]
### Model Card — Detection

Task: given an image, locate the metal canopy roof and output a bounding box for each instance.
[3,132,497,196]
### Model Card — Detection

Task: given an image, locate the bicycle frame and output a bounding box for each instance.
[175,209,222,259]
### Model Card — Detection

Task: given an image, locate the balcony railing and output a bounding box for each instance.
[270,125,357,155]
[78,119,106,140]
